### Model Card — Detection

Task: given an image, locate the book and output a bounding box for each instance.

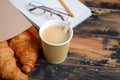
[9,0,92,28]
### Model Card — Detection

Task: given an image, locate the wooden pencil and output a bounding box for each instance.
[59,0,74,17]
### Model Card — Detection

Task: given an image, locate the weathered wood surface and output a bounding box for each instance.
[84,0,120,9]
[1,0,120,80]
[28,1,120,79]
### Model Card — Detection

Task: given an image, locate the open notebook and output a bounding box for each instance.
[9,0,92,28]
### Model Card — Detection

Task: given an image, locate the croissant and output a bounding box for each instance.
[9,29,39,73]
[0,41,28,80]
[27,26,41,48]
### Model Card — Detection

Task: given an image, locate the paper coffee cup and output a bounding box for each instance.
[39,20,73,64]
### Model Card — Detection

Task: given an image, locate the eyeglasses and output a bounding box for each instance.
[28,1,71,21]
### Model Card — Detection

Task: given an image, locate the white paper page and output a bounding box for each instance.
[9,0,92,28]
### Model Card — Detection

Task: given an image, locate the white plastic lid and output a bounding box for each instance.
[0,0,32,42]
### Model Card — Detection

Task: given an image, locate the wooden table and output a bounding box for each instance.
[30,1,120,80]
[1,0,120,80]
[28,1,120,80]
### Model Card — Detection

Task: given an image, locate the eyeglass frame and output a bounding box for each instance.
[28,1,72,21]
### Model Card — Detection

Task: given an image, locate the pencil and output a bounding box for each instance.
[59,0,74,17]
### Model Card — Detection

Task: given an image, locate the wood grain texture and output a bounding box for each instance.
[22,1,120,80]
[27,4,120,80]
[84,0,120,9]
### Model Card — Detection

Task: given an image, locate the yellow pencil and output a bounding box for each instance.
[59,0,74,17]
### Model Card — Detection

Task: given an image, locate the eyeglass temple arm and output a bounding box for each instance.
[43,6,71,16]
[49,11,64,21]
[42,8,65,21]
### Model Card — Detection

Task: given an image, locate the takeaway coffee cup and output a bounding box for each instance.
[39,20,73,64]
